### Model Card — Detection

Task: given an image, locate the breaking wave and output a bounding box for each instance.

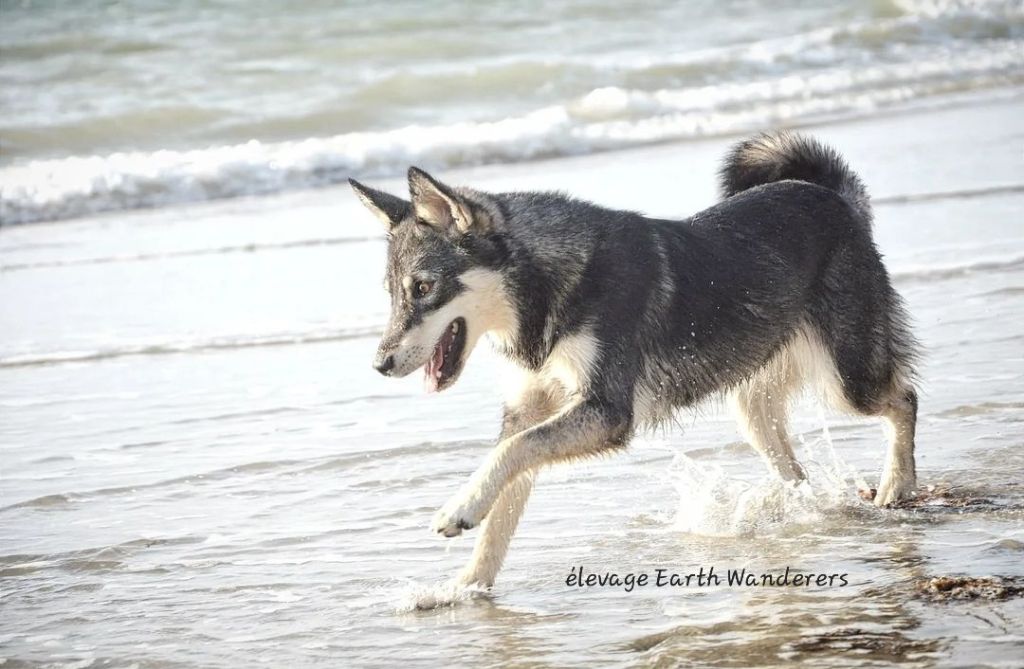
[1,2,1021,225]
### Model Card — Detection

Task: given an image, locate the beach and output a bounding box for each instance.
[2,95,1023,667]
[3,0,1024,665]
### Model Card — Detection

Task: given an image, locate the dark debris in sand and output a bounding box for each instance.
[914,576,1024,603]
[787,628,940,658]
[858,484,1001,510]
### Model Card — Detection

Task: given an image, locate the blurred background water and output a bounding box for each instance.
[1,1,1024,667]
[1,0,1022,224]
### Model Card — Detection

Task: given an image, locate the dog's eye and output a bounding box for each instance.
[414,280,433,297]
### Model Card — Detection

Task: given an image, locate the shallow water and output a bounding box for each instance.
[2,99,1024,667]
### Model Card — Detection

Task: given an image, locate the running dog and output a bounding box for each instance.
[349,131,919,589]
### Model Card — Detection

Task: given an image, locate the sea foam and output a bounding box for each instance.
[2,4,1020,226]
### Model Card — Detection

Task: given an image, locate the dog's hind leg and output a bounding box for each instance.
[731,342,806,483]
[807,271,919,507]
[826,364,918,507]
[874,388,918,507]
[455,383,556,588]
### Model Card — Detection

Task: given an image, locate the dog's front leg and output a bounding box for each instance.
[454,471,534,588]
[453,389,557,587]
[432,398,630,538]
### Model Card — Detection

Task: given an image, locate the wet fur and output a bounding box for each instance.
[349,131,920,592]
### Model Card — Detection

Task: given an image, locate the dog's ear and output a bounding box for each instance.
[407,167,482,235]
[349,179,409,229]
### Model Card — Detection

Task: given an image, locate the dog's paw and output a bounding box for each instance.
[874,475,917,507]
[431,495,484,538]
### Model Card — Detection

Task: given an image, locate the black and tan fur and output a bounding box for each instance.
[348,131,919,591]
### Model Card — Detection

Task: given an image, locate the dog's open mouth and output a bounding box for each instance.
[424,317,467,393]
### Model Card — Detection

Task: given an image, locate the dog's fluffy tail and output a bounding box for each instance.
[719,131,872,226]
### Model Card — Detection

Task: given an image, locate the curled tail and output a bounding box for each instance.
[719,131,872,227]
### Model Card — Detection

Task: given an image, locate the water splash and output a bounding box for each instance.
[393,579,489,613]
[812,405,871,492]
[670,420,865,536]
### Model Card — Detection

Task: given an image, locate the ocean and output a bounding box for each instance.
[1,0,1022,225]
[1,1,1024,667]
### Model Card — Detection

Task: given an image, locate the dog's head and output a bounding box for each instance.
[350,168,515,392]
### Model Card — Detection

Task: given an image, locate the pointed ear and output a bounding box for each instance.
[349,179,409,229]
[407,167,478,234]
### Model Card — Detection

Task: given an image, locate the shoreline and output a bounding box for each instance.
[2,86,1023,230]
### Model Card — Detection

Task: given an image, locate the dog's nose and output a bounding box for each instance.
[373,355,395,376]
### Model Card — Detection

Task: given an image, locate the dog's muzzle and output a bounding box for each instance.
[373,353,395,376]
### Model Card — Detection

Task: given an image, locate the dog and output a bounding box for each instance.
[348,131,919,590]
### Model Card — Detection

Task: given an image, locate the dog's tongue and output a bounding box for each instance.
[424,339,445,393]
